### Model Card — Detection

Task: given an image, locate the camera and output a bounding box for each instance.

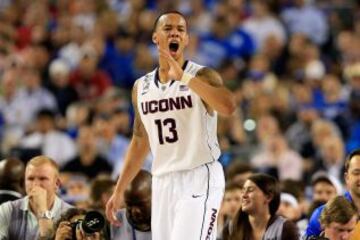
[70,211,105,239]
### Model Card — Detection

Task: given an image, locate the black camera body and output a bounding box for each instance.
[70,211,105,240]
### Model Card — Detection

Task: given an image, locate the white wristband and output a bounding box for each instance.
[180,72,193,85]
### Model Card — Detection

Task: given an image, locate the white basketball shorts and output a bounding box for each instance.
[152,161,225,240]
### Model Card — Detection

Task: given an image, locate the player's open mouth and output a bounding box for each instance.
[169,42,179,54]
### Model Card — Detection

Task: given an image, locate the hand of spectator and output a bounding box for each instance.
[28,185,48,216]
[75,227,100,240]
[54,221,72,240]
[105,192,124,226]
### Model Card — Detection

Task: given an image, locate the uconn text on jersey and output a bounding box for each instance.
[141,95,193,115]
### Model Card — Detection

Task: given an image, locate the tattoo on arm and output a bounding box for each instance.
[195,67,223,87]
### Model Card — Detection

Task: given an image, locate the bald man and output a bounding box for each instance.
[0,158,25,204]
[111,170,152,240]
[0,155,73,239]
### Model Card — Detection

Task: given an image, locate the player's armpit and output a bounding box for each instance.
[195,67,223,88]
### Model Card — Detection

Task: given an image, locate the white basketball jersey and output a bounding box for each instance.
[137,60,221,176]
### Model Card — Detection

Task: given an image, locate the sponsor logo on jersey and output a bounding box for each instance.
[141,95,193,114]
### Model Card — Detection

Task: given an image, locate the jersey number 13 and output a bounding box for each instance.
[154,118,178,144]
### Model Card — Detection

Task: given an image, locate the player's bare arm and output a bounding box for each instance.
[105,81,150,225]
[191,67,236,116]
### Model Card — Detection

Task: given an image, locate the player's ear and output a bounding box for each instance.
[152,33,158,45]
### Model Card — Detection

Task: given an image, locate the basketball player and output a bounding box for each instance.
[106,11,236,240]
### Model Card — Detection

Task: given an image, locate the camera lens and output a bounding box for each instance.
[81,211,105,234]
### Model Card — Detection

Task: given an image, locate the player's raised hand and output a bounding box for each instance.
[105,192,124,226]
[157,36,170,81]
[158,48,183,81]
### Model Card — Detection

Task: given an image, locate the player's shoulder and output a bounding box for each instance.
[133,68,157,96]
[136,68,157,84]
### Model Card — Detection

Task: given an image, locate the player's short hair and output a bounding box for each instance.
[153,11,187,33]
[344,149,360,173]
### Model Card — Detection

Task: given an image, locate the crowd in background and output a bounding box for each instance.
[0,0,359,239]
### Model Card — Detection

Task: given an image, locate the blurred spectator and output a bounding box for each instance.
[311,171,342,203]
[315,136,346,181]
[195,15,255,68]
[187,0,213,35]
[17,66,58,129]
[277,192,303,235]
[225,161,254,185]
[19,109,76,167]
[218,181,242,239]
[65,102,93,139]
[255,114,281,145]
[243,0,286,52]
[304,119,342,175]
[58,19,89,70]
[93,114,130,178]
[62,124,112,179]
[251,134,303,180]
[320,196,357,240]
[69,46,112,101]
[281,0,329,45]
[89,175,115,213]
[321,74,348,118]
[0,69,27,151]
[344,63,360,153]
[62,174,90,208]
[286,103,320,158]
[242,54,279,101]
[47,59,79,116]
[0,156,73,239]
[111,170,151,240]
[0,157,25,204]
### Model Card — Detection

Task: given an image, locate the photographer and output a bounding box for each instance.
[54,208,107,240]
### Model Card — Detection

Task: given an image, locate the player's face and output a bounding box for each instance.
[324,216,357,240]
[153,13,189,59]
